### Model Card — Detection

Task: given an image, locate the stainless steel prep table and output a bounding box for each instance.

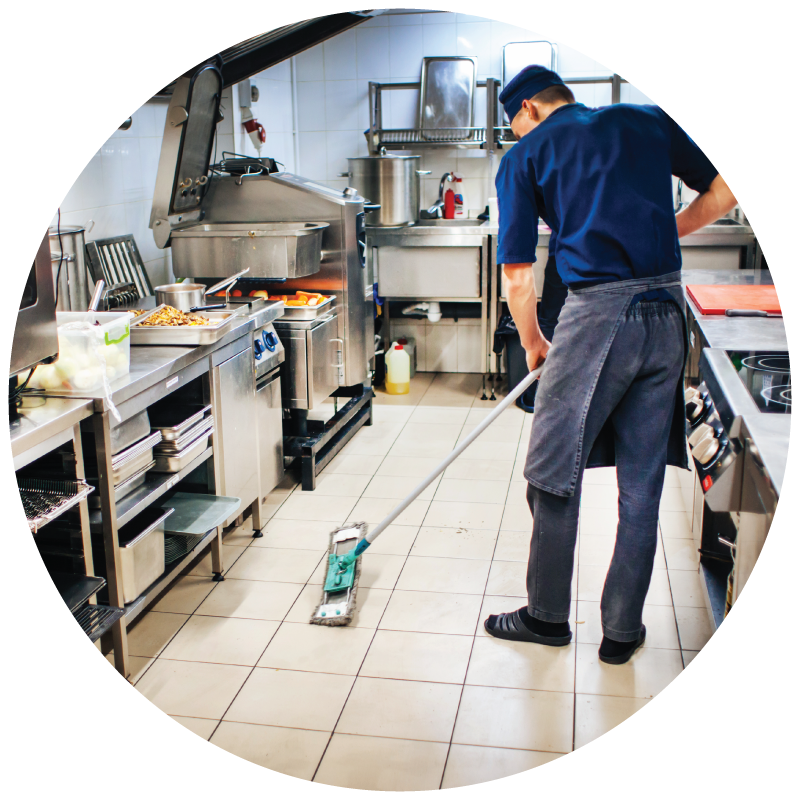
[10,397,111,638]
[34,303,282,679]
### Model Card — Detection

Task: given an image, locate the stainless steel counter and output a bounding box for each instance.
[683,269,786,352]
[10,396,94,470]
[38,301,284,414]
[740,414,790,497]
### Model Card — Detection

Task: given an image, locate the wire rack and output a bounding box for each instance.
[164,533,204,565]
[374,127,486,147]
[18,478,95,533]
[74,603,124,642]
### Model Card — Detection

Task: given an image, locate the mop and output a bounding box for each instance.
[311,365,544,626]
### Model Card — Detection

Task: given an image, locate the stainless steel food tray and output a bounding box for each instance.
[276,294,336,320]
[88,461,154,508]
[112,447,156,485]
[419,57,477,141]
[156,417,214,454]
[150,404,212,441]
[130,305,240,346]
[151,433,212,473]
[111,431,163,468]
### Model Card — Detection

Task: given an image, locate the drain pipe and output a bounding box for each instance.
[402,301,441,323]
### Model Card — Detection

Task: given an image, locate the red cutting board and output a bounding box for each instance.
[686,284,782,315]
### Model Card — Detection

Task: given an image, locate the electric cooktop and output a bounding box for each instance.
[727,350,791,414]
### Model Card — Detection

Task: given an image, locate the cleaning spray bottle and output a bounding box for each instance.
[385,342,410,395]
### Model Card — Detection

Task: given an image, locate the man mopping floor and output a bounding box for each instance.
[486,65,737,664]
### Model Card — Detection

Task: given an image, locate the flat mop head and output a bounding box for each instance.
[310,522,368,627]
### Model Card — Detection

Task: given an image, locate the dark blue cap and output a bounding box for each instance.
[499,65,566,121]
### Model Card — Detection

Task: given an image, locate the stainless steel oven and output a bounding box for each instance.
[12,232,59,378]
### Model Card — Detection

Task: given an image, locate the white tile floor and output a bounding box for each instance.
[123,372,715,790]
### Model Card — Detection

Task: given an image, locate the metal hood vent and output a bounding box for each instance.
[155,12,373,95]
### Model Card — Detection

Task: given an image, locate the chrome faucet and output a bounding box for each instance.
[424,172,454,218]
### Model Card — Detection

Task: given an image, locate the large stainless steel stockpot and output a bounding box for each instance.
[345,155,429,227]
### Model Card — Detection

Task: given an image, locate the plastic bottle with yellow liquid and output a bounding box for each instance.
[385,342,410,395]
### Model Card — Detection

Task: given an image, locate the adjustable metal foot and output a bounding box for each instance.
[252,530,264,539]
[481,374,488,401]
[212,572,225,582]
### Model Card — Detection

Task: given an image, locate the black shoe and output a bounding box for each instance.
[484,608,572,647]
[598,626,647,665]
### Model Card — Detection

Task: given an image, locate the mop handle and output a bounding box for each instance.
[363,365,544,546]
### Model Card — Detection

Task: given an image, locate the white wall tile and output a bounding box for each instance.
[387,86,420,129]
[620,83,655,105]
[326,130,361,180]
[422,23,457,57]
[61,151,105,213]
[324,80,360,131]
[152,101,168,136]
[296,81,326,131]
[456,14,491,24]
[389,25,424,79]
[139,137,161,197]
[457,22,492,78]
[423,12,455,25]
[131,103,157,137]
[144,255,170,288]
[260,60,291,82]
[357,27,391,79]
[100,141,124,207]
[457,322,483,373]
[427,323,459,372]
[324,29,357,80]
[360,13,389,28]
[295,44,324,82]
[298,131,327,180]
[125,200,158,262]
[390,13,424,26]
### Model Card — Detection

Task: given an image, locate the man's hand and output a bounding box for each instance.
[526,337,550,372]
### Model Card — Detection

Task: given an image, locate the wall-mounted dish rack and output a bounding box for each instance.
[367,75,629,155]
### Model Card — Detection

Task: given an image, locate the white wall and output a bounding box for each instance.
[292,10,655,216]
[54,62,295,292]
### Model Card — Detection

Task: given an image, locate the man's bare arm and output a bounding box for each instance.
[503,263,550,371]
[676,174,738,239]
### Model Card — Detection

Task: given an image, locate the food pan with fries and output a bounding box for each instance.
[255,290,335,320]
[129,304,244,346]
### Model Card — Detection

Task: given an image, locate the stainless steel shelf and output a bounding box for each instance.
[124,528,217,625]
[89,446,213,530]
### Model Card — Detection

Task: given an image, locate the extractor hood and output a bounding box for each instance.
[154,12,374,96]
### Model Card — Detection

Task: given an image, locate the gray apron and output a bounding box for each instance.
[525,270,688,497]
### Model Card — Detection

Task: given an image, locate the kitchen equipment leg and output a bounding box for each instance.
[93,411,130,679]
[211,526,225,581]
[72,422,95,589]
[480,235,489,375]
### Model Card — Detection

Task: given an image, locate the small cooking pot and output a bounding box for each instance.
[155,268,251,312]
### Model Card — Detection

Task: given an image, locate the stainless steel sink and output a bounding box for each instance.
[414,219,486,227]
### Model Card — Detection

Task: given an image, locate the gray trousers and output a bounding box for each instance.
[525,300,685,641]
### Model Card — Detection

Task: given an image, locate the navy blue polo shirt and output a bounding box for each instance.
[496,103,718,287]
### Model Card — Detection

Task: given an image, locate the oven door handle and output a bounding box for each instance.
[331,337,345,385]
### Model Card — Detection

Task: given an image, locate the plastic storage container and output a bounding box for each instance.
[30,312,131,392]
[385,343,410,395]
[396,337,417,377]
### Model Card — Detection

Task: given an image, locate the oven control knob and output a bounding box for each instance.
[694,436,720,465]
[262,330,278,352]
[253,338,264,360]
[688,423,714,448]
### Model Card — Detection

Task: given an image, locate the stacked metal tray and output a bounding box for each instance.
[276,294,335,320]
[151,405,214,473]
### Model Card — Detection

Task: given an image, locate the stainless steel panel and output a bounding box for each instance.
[733,429,778,603]
[212,347,259,519]
[12,233,59,377]
[275,315,340,409]
[377,245,481,298]
[115,508,173,604]
[256,370,284,499]
[419,57,476,141]
[170,222,328,280]
[201,174,370,388]
[49,225,91,311]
